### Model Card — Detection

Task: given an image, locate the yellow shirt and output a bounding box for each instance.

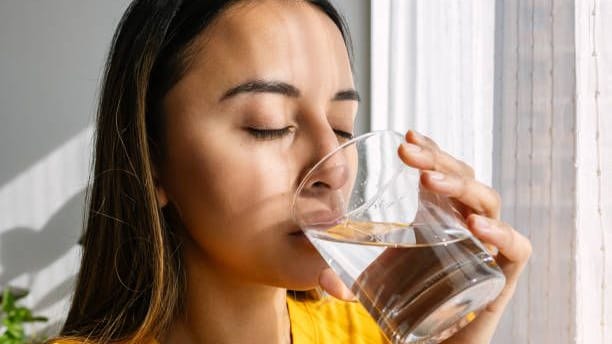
[51,295,389,343]
[287,295,389,344]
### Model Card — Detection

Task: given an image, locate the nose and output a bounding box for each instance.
[301,129,351,193]
[304,154,350,192]
[294,127,356,227]
[296,143,351,227]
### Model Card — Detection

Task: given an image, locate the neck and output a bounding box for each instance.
[162,240,292,344]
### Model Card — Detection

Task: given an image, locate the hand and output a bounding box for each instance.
[317,130,532,343]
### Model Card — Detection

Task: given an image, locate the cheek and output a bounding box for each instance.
[207,148,294,224]
[164,131,297,241]
[164,132,324,285]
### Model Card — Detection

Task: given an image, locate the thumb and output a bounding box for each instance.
[318,268,357,301]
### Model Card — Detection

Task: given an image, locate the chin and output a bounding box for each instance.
[256,253,325,291]
[278,258,328,291]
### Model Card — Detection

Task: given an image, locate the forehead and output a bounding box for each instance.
[181,0,353,96]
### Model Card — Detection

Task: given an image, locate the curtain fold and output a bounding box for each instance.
[370,0,495,184]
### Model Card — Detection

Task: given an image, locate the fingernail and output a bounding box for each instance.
[402,142,422,153]
[345,290,359,303]
[484,243,499,256]
[412,130,425,142]
[427,171,445,181]
[473,216,492,232]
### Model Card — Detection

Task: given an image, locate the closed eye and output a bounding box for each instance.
[246,127,293,140]
[334,130,354,140]
[246,127,354,141]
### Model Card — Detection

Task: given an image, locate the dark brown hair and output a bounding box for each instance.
[59,0,353,342]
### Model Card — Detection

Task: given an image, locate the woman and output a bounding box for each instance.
[53,0,531,343]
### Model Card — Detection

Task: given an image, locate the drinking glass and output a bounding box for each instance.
[292,130,505,344]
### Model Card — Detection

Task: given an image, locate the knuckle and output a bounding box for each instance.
[426,137,440,150]
[503,223,533,262]
[460,161,475,178]
[478,184,502,218]
[431,149,442,170]
[490,189,502,208]
[500,221,516,245]
[499,220,513,235]
[457,174,471,192]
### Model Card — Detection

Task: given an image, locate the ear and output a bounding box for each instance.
[153,170,169,208]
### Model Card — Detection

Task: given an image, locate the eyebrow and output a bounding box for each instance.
[219,79,361,102]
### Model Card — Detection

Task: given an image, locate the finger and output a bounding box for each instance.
[399,130,475,178]
[483,243,500,257]
[467,214,532,269]
[420,171,502,219]
[405,130,440,151]
[318,268,356,302]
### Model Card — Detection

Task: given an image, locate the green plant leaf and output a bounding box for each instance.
[1,290,15,313]
[6,321,24,336]
[16,308,32,321]
[0,288,47,344]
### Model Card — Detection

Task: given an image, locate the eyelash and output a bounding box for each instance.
[247,127,354,140]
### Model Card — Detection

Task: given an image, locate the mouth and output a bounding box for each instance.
[289,230,305,236]
[288,228,310,243]
[300,209,344,228]
[288,228,317,252]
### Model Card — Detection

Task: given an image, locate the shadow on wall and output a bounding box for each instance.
[34,277,76,337]
[0,189,85,298]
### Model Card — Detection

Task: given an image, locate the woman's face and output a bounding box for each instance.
[159,0,358,290]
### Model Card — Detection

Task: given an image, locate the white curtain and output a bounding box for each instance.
[370,0,496,185]
[372,1,612,343]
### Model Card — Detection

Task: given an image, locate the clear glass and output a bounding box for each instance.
[292,130,505,344]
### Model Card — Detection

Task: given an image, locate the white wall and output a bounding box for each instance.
[0,0,131,335]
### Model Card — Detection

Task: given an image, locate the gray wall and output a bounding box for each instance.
[0,0,132,335]
[0,0,370,336]
[333,0,371,134]
[0,1,131,189]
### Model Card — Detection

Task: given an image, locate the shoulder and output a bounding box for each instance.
[47,338,159,344]
[287,294,390,344]
[47,339,86,344]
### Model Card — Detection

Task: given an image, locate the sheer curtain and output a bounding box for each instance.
[371,1,612,343]
[370,0,496,184]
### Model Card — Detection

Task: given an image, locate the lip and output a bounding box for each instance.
[289,230,311,246]
[300,209,344,227]
[287,228,317,251]
[289,229,305,236]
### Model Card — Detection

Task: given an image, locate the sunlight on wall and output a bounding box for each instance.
[0,126,93,333]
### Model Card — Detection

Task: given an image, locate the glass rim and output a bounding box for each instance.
[291,129,404,225]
